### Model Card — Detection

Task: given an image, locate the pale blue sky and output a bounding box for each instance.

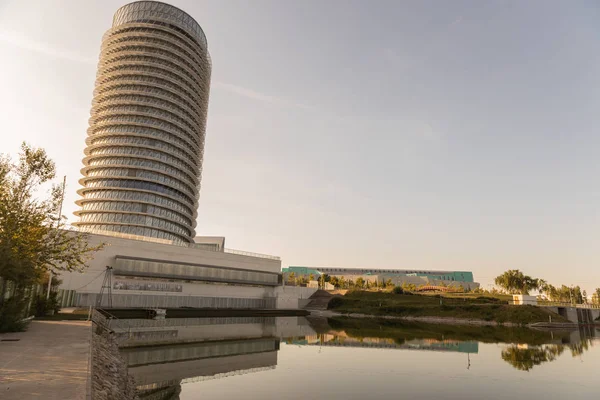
[0,0,598,289]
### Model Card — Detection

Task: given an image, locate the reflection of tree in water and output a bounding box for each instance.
[501,345,564,371]
[502,340,593,371]
[568,340,589,357]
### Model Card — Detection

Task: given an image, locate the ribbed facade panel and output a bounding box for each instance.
[74,1,211,244]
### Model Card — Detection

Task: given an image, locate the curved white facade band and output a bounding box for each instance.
[74,1,211,244]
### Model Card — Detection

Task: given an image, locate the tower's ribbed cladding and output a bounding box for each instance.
[74,1,211,244]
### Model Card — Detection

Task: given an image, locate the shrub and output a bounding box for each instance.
[0,297,30,332]
[327,296,345,310]
[392,286,404,294]
[33,292,60,317]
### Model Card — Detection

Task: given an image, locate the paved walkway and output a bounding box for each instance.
[0,320,91,400]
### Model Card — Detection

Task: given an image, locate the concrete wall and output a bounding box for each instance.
[77,292,275,309]
[77,283,317,310]
[512,295,537,305]
[105,279,267,299]
[271,286,318,309]
[545,307,600,323]
[59,233,281,293]
[73,284,317,310]
[56,233,308,309]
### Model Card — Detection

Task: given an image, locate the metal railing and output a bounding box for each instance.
[536,301,600,309]
[223,248,280,261]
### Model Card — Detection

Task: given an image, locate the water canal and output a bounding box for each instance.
[112,316,600,399]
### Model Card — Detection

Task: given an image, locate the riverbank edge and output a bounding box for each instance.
[97,308,310,319]
[313,310,580,329]
[88,308,311,399]
[91,327,138,400]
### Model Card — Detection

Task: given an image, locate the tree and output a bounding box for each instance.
[287,272,296,285]
[593,288,600,305]
[329,276,339,288]
[494,269,539,295]
[539,283,584,304]
[537,279,549,296]
[385,279,394,289]
[308,273,315,282]
[0,143,102,308]
[355,277,365,289]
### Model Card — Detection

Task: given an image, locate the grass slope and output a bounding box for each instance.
[328,291,568,325]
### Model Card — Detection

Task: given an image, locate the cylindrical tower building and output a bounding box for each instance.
[74,1,211,244]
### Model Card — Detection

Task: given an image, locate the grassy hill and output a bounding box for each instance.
[327,290,568,325]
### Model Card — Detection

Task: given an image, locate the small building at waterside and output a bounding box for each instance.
[282,266,480,291]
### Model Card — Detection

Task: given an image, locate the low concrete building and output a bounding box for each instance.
[283,266,480,291]
[58,233,316,309]
[307,281,334,290]
[512,295,538,305]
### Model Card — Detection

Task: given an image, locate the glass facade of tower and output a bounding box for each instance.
[74,1,211,243]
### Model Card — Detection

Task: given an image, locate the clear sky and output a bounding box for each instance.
[0,0,598,290]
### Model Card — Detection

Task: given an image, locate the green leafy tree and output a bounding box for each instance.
[308,273,315,281]
[392,286,404,294]
[0,144,103,329]
[543,284,584,304]
[287,272,296,285]
[537,279,549,294]
[355,277,365,289]
[494,269,539,295]
[0,144,102,292]
[329,276,339,288]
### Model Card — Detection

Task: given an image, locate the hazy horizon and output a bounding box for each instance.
[1,0,598,290]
